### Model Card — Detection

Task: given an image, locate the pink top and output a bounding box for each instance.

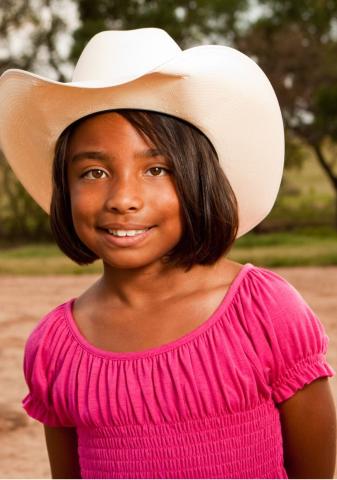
[22,263,335,479]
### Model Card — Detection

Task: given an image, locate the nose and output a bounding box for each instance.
[103,174,144,213]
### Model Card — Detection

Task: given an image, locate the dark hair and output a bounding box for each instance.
[50,109,239,272]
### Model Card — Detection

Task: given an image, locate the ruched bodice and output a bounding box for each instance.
[22,263,335,478]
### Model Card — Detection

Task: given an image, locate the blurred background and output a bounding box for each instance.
[1,0,337,271]
[1,1,337,478]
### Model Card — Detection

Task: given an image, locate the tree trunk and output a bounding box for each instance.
[311,142,337,230]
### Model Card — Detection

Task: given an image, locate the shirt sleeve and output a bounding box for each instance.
[246,266,336,405]
[22,310,72,427]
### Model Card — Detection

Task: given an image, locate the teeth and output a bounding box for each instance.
[107,228,149,237]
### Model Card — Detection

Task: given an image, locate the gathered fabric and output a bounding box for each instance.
[22,263,335,478]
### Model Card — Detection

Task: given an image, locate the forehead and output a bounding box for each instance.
[67,112,153,151]
[70,112,135,137]
[65,112,168,168]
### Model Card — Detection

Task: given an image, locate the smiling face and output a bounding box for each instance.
[66,112,184,271]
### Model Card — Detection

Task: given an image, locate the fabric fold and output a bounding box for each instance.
[21,262,335,478]
[272,353,335,404]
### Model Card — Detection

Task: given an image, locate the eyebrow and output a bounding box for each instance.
[70,148,163,164]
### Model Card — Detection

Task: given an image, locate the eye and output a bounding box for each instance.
[146,166,170,176]
[81,169,108,180]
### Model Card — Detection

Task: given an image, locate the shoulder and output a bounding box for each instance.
[24,299,72,364]
[245,262,300,295]
[239,263,326,344]
[22,299,76,427]
[237,264,335,402]
[23,298,74,395]
[240,262,315,317]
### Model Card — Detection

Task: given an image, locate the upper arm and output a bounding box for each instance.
[44,425,81,479]
[278,377,337,479]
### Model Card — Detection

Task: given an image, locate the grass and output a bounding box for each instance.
[0,227,336,275]
[230,227,337,267]
[258,140,336,230]
[0,243,102,275]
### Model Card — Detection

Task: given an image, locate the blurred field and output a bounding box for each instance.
[0,226,337,275]
[232,228,337,267]
[262,141,336,230]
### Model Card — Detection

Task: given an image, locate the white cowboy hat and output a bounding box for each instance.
[0,27,284,238]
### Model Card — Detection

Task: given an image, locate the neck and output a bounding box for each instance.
[95,259,223,309]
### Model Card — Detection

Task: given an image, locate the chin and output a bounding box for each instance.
[101,253,169,271]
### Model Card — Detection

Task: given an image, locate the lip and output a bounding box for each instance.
[99,226,154,247]
[99,223,154,230]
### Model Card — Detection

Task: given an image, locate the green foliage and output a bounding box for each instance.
[284,131,307,169]
[70,0,249,60]
[234,0,337,225]
[314,85,337,140]
[0,0,69,79]
[257,0,337,33]
[0,153,52,242]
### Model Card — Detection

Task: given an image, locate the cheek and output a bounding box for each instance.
[69,184,99,216]
[68,191,98,242]
[159,186,184,229]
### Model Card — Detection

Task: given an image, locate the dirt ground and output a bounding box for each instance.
[0,267,337,479]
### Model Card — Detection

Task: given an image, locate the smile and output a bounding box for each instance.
[99,227,154,247]
[107,228,150,237]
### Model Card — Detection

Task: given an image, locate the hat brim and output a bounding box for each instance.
[0,45,284,238]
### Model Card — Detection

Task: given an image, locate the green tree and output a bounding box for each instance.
[70,0,249,59]
[0,0,74,243]
[235,0,337,226]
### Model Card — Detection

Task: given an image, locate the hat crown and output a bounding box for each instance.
[72,28,181,84]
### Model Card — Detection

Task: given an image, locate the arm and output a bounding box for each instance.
[278,377,336,479]
[44,425,81,479]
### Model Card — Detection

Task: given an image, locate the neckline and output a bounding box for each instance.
[64,262,254,361]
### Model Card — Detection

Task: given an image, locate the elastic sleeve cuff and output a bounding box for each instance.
[272,353,336,404]
[22,393,67,427]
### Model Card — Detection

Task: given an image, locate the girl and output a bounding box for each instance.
[0,28,336,479]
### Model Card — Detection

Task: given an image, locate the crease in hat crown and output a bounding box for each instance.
[71,28,182,85]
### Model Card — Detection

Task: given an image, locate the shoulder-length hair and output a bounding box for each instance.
[50,109,239,272]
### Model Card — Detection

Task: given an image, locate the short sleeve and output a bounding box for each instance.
[246,266,336,405]
[22,309,73,427]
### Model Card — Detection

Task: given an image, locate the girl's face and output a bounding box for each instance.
[66,112,184,270]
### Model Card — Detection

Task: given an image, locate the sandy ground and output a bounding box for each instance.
[0,267,337,479]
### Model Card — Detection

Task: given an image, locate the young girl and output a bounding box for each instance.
[0,28,336,479]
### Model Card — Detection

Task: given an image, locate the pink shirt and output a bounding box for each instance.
[22,263,335,478]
